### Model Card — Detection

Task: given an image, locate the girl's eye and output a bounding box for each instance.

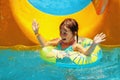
[63,32,66,34]
[60,31,67,35]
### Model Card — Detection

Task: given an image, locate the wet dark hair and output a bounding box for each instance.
[60,18,79,43]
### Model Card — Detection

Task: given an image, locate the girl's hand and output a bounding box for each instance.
[93,32,106,44]
[47,50,66,59]
[57,53,65,59]
[32,19,39,34]
[54,50,65,59]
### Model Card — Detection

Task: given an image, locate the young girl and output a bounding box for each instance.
[32,18,106,58]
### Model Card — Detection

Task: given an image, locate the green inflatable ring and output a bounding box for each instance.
[39,38,102,65]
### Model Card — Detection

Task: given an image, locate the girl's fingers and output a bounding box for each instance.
[99,32,104,37]
[101,34,106,39]
[100,39,106,42]
[32,19,39,30]
[93,33,106,44]
[98,33,106,39]
[32,23,35,30]
[98,33,106,41]
[95,34,99,38]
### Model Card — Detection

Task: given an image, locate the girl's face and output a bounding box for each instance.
[60,26,75,43]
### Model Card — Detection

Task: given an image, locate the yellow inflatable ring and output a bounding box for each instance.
[39,38,102,68]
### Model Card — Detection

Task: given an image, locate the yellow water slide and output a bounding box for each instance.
[0,0,120,46]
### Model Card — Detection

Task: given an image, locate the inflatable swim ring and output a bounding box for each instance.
[40,38,102,67]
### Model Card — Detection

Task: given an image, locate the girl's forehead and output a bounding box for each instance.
[60,26,70,31]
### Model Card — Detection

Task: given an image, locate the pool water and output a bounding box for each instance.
[0,47,120,80]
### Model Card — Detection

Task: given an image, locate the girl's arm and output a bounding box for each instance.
[85,33,106,55]
[74,33,106,56]
[46,38,61,46]
[32,19,46,47]
[32,19,60,47]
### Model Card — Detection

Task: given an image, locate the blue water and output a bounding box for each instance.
[28,0,91,15]
[0,47,120,80]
